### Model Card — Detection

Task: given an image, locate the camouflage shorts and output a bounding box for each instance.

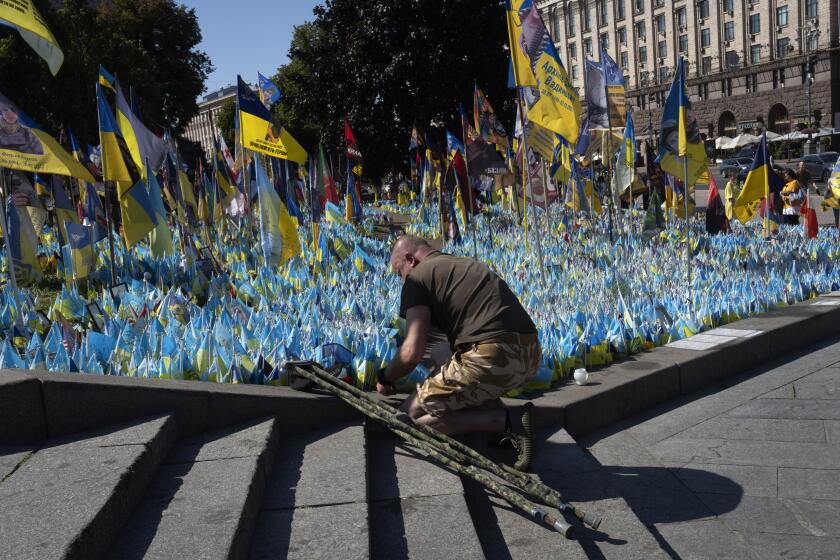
[416,333,542,417]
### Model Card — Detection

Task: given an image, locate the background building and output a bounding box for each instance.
[537,0,838,146]
[183,85,236,158]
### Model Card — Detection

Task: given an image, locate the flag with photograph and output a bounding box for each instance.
[0,92,93,182]
[473,85,509,148]
[257,72,281,108]
[503,0,537,87]
[515,1,580,143]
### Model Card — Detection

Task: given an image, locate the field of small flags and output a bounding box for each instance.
[2,198,839,398]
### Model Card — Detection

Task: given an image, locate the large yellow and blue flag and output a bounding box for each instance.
[96,83,139,192]
[0,0,63,75]
[115,82,167,174]
[237,76,306,164]
[515,2,580,143]
[657,57,707,185]
[254,154,300,266]
[551,136,572,184]
[733,133,783,224]
[503,0,536,87]
[145,162,174,257]
[119,178,159,248]
[0,92,93,182]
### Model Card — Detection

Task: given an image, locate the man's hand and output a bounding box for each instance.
[376,382,396,396]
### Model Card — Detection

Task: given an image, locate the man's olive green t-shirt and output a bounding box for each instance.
[399,251,536,349]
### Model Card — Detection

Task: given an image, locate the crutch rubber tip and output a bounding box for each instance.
[583,513,602,531]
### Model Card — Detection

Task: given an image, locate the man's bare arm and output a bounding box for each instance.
[383,305,430,383]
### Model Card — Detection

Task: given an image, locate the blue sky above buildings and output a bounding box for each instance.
[180,1,323,96]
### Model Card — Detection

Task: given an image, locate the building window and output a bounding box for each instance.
[658,40,667,59]
[634,0,644,15]
[700,28,710,48]
[724,22,735,42]
[620,51,629,69]
[659,66,670,83]
[656,14,666,35]
[697,83,708,100]
[722,78,732,96]
[750,45,762,63]
[654,0,664,7]
[745,74,756,93]
[618,26,627,45]
[568,5,577,36]
[779,68,785,87]
[702,55,712,74]
[776,6,788,27]
[585,37,593,56]
[583,2,592,32]
[600,32,609,50]
[725,50,739,69]
[698,1,710,19]
[676,7,687,29]
[749,14,760,35]
[569,42,577,61]
[776,38,790,58]
[679,34,688,53]
[617,0,625,21]
[807,33,819,51]
[806,0,817,18]
[723,0,734,12]
[639,45,648,64]
[637,95,646,110]
[572,64,579,80]
[553,10,563,41]
[772,68,786,87]
[635,21,646,41]
[598,0,608,26]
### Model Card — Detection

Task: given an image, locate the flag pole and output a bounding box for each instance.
[459,105,479,259]
[94,89,118,287]
[515,88,546,285]
[0,167,23,327]
[683,151,691,302]
[763,132,769,238]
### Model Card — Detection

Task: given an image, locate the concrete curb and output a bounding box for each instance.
[0,371,358,445]
[2,294,840,445]
[515,292,840,437]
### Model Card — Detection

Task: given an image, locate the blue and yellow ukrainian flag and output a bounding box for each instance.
[115,82,166,173]
[96,83,139,191]
[254,154,300,266]
[98,65,116,91]
[119,178,159,248]
[237,76,306,164]
[733,132,783,224]
[145,162,174,257]
[657,57,707,185]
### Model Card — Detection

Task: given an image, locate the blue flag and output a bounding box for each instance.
[257,72,281,108]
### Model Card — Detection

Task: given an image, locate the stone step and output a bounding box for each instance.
[248,422,369,560]
[463,427,667,559]
[0,415,176,560]
[367,428,484,560]
[109,417,278,560]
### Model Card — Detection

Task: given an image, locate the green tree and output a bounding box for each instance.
[269,0,513,181]
[216,98,235,149]
[0,0,211,147]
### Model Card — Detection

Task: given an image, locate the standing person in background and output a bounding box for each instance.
[780,169,803,225]
[723,170,739,222]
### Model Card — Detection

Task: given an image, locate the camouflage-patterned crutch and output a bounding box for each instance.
[285,361,602,538]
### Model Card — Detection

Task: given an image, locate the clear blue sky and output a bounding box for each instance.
[180,1,324,96]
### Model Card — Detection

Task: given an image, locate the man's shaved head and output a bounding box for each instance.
[390,235,434,279]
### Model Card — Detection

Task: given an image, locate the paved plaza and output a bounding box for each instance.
[564,334,840,559]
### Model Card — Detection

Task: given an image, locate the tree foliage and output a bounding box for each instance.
[0,0,212,146]
[268,0,514,181]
